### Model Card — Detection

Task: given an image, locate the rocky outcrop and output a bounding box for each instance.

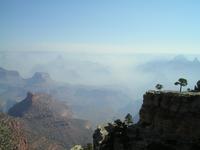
[139,91,200,139]
[0,67,25,86]
[26,72,54,85]
[8,92,73,119]
[8,92,93,150]
[0,67,21,80]
[0,113,29,150]
[93,91,200,150]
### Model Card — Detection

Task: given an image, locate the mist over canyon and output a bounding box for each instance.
[1,51,200,149]
[1,52,200,123]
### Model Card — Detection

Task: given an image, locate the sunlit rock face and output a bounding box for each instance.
[8,92,73,119]
[93,91,200,150]
[8,92,93,150]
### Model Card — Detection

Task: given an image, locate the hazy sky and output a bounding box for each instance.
[1,0,200,54]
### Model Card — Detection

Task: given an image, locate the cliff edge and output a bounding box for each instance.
[93,91,200,150]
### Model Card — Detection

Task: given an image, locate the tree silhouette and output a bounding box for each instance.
[194,80,200,92]
[155,84,163,91]
[124,113,133,126]
[174,78,188,92]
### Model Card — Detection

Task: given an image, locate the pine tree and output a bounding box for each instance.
[124,113,133,126]
[174,78,188,92]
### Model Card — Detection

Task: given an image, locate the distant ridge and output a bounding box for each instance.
[26,72,54,85]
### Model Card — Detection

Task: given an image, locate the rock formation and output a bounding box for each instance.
[0,113,29,150]
[0,67,133,126]
[0,67,25,86]
[26,72,54,85]
[8,92,93,150]
[93,91,200,150]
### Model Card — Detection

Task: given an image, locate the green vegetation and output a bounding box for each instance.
[124,113,133,126]
[72,113,134,150]
[153,79,200,93]
[155,84,163,91]
[0,123,15,150]
[174,78,188,92]
[113,113,134,128]
[114,113,133,128]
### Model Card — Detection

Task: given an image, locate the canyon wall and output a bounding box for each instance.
[93,91,200,150]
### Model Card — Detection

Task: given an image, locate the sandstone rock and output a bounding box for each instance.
[0,113,29,150]
[93,91,200,150]
[8,92,93,150]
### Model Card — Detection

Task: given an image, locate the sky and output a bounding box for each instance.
[1,0,200,54]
